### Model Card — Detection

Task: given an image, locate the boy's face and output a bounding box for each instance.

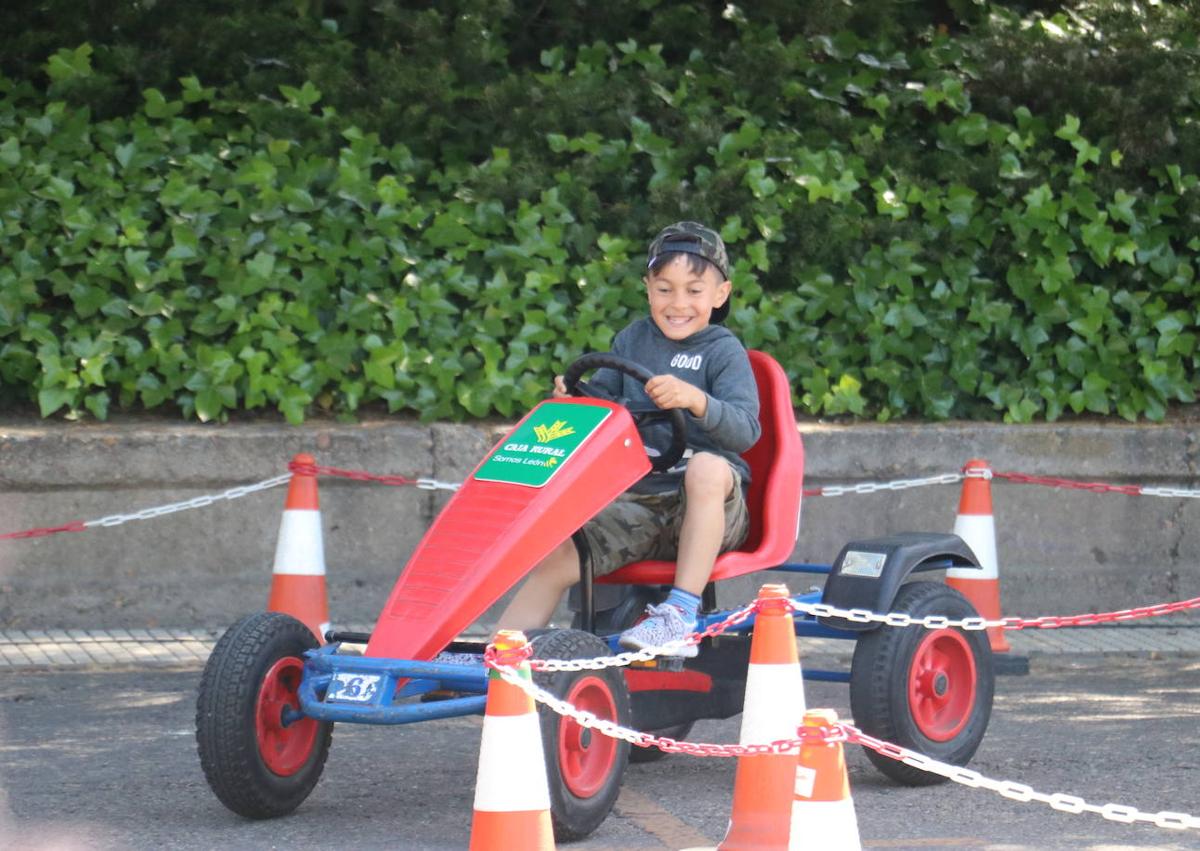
[644,255,731,341]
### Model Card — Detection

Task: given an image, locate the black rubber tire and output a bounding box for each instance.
[575,586,697,764]
[530,629,632,842]
[571,586,662,635]
[196,612,333,818]
[849,581,994,787]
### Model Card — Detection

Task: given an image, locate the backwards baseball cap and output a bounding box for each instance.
[646,221,732,323]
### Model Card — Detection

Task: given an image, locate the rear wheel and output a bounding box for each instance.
[196,612,332,818]
[849,581,993,786]
[531,629,631,841]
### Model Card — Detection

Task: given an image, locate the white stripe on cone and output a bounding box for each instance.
[738,662,806,746]
[272,510,326,576]
[788,799,861,851]
[948,513,998,580]
[473,713,552,812]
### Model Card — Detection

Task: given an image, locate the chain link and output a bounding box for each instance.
[806,471,964,498]
[489,656,832,755]
[792,596,1200,631]
[416,477,461,492]
[790,599,1005,631]
[1139,485,1200,499]
[0,520,88,541]
[527,603,758,672]
[845,723,1200,831]
[293,459,1200,501]
[526,589,1200,675]
[290,461,460,492]
[489,656,1200,832]
[82,473,293,529]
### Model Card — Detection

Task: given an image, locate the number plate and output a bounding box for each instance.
[326,672,383,704]
[839,549,887,578]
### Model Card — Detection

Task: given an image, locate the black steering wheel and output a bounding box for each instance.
[561,352,688,473]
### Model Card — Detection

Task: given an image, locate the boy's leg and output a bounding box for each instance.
[492,494,669,634]
[493,538,580,632]
[619,453,745,657]
[673,452,736,596]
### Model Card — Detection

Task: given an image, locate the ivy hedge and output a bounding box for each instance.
[2,2,1199,424]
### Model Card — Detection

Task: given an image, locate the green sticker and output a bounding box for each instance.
[474,402,612,488]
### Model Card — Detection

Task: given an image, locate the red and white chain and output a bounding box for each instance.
[528,603,757,672]
[791,599,1001,630]
[489,655,820,755]
[804,471,967,497]
[847,724,1200,831]
[522,589,1200,674]
[84,473,293,528]
[488,657,1200,832]
[291,459,1200,500]
[792,597,1200,630]
[13,457,1200,541]
[289,460,460,492]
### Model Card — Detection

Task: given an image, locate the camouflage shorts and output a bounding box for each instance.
[578,465,749,577]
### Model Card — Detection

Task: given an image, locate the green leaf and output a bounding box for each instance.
[114,143,135,169]
[0,137,20,167]
[38,386,75,417]
[142,88,183,119]
[280,81,323,109]
[84,391,110,420]
[45,44,94,82]
[246,251,276,279]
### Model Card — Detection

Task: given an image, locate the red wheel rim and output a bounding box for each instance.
[907,628,976,742]
[558,675,619,798]
[255,656,318,776]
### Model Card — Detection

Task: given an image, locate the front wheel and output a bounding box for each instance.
[849,581,994,786]
[196,612,333,818]
[530,629,631,841]
[574,587,695,764]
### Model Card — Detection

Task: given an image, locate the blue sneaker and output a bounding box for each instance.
[618,603,698,658]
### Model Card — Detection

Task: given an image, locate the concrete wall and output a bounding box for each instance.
[2,417,1198,631]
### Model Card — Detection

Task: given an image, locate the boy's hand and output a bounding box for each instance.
[644,374,707,417]
[552,375,569,398]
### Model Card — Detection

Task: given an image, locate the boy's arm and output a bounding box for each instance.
[693,342,762,453]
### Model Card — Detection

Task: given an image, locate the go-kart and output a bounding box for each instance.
[195,351,995,840]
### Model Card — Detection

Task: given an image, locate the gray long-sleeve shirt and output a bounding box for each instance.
[588,317,761,495]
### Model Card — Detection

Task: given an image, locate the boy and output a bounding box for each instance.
[494,221,761,656]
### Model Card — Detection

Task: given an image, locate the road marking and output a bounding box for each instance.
[614,786,715,849]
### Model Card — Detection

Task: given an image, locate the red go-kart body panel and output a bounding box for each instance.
[365,397,649,662]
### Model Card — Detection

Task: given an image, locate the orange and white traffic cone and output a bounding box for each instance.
[790,709,861,850]
[266,453,330,643]
[469,631,555,851]
[946,459,1011,654]
[718,584,807,851]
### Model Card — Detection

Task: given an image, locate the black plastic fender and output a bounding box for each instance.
[818,532,981,632]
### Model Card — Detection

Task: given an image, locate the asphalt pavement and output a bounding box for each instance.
[2,656,1198,850]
